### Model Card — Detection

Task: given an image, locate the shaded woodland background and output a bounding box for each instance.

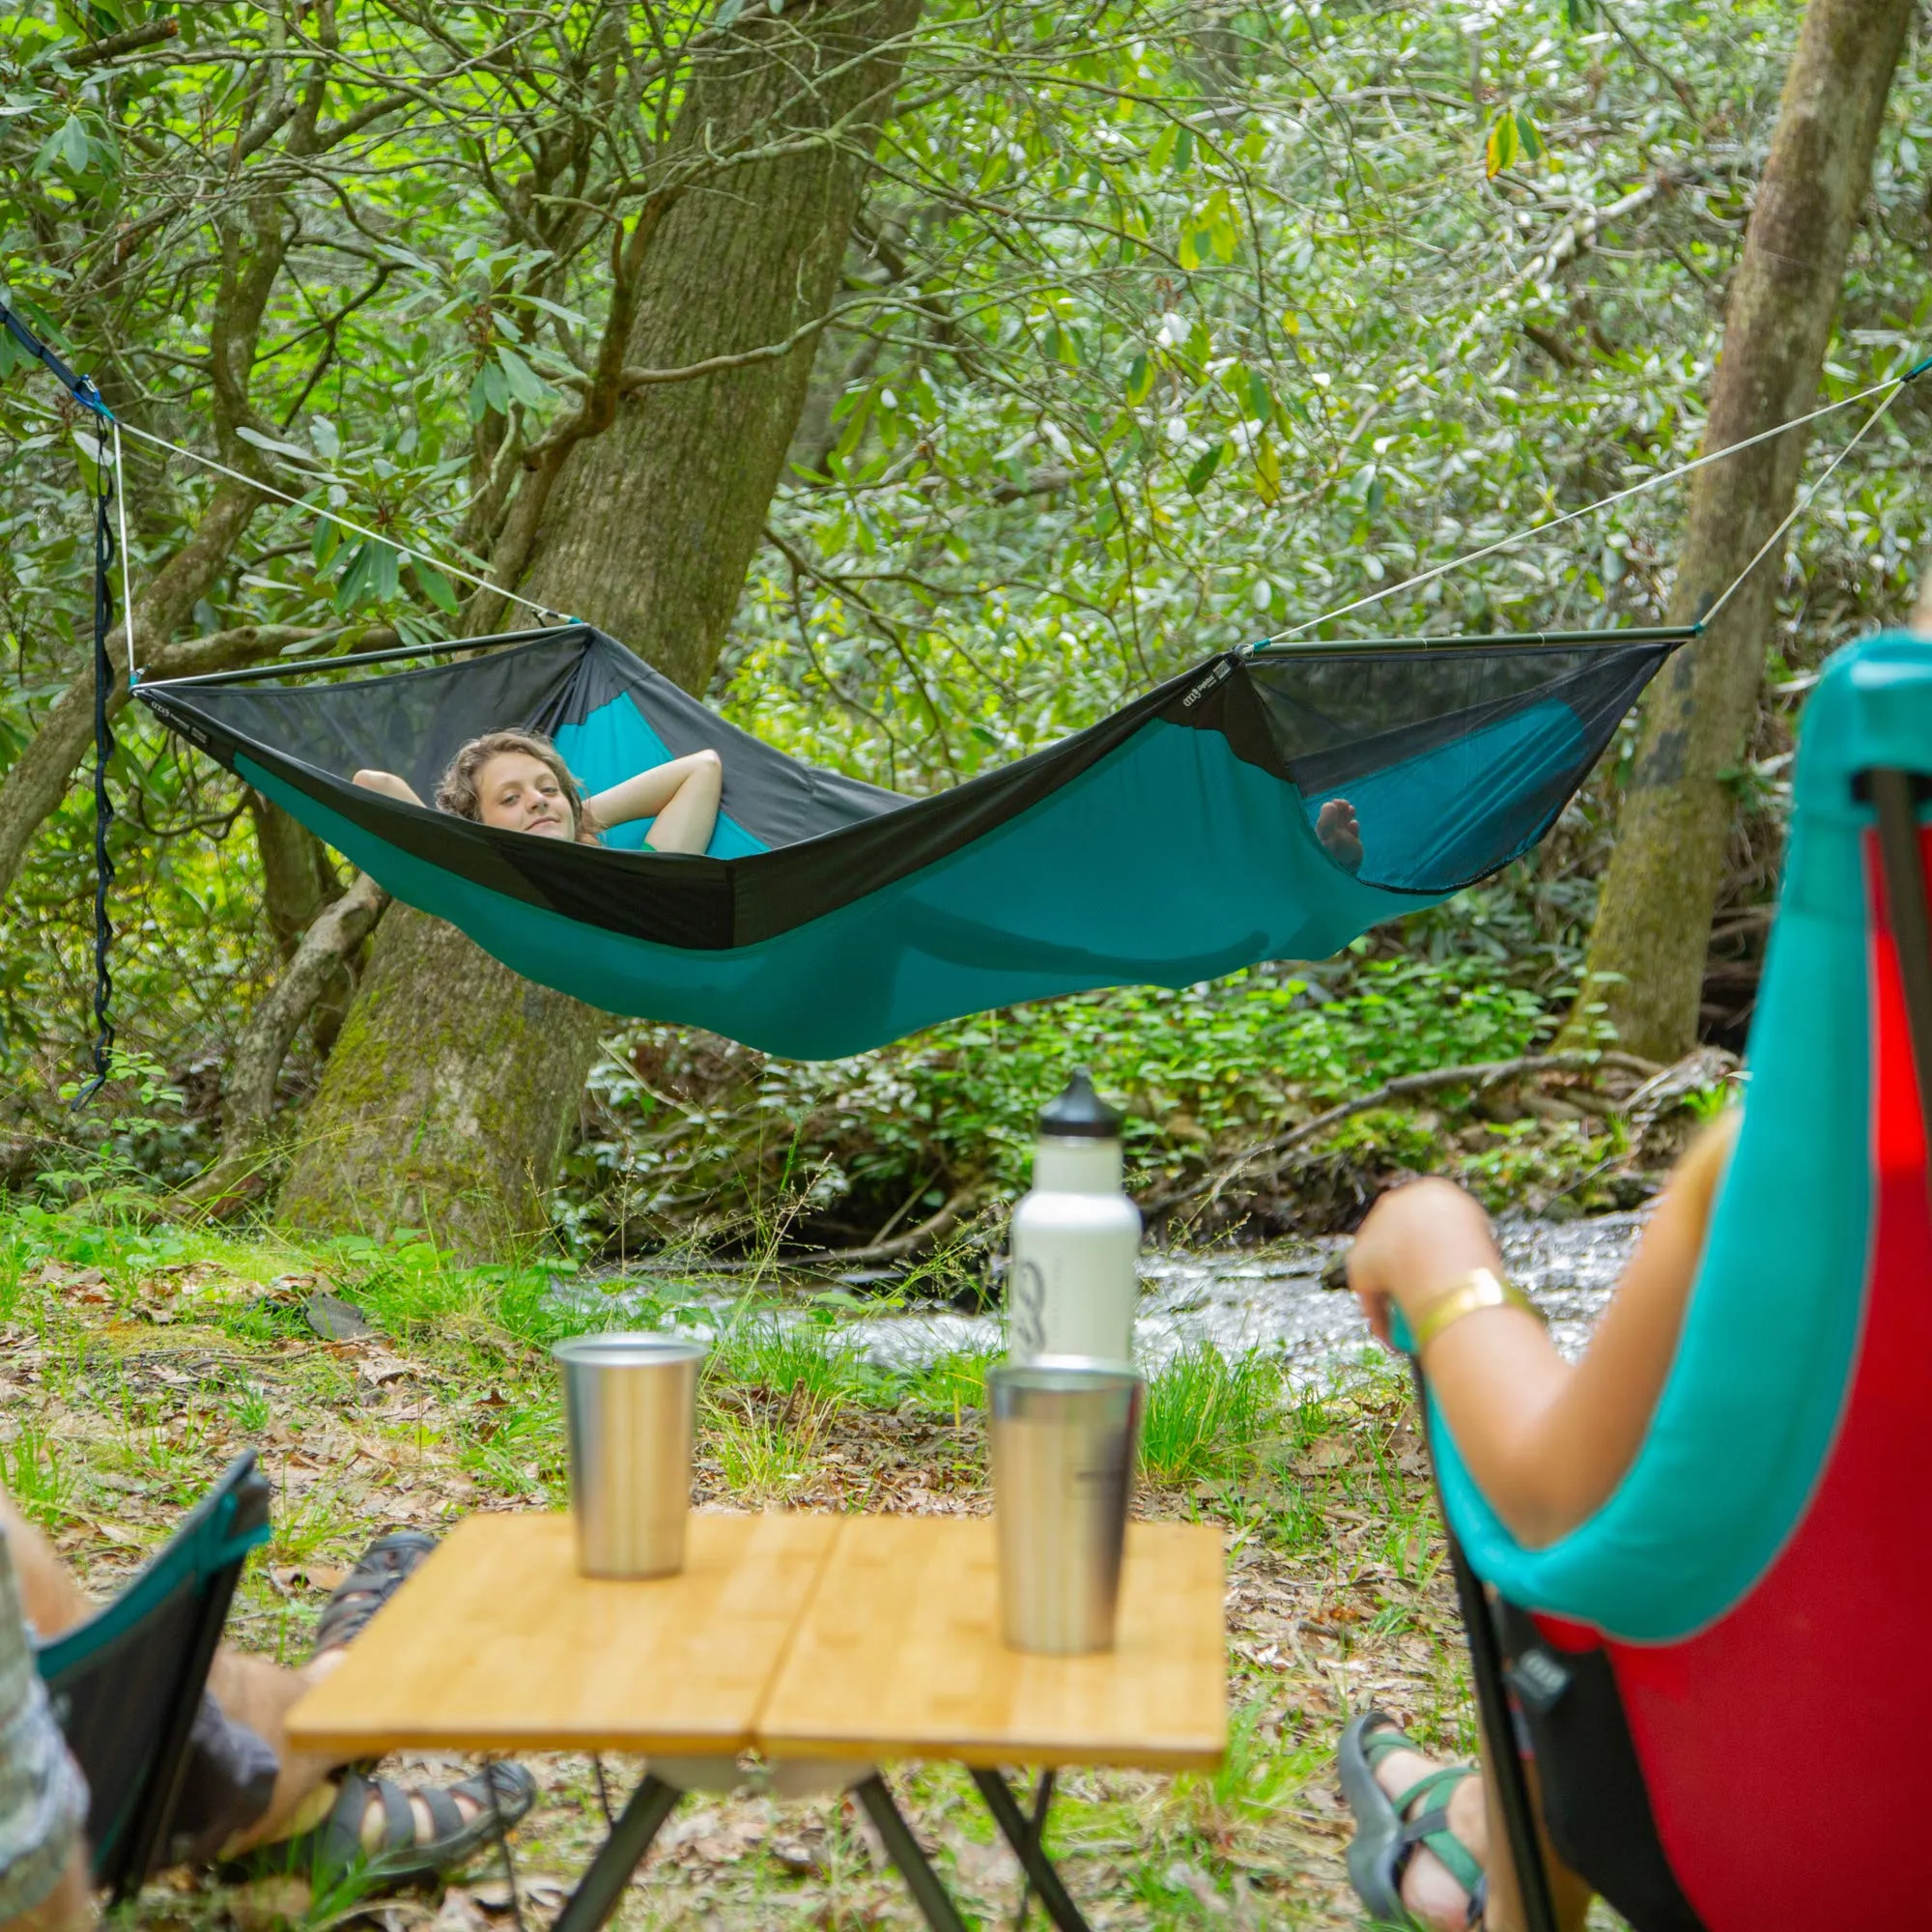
[1,0,1928,1261]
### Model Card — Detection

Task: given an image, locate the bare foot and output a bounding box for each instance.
[1315,796,1364,871]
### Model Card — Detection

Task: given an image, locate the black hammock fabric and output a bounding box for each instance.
[138,626,1672,1058]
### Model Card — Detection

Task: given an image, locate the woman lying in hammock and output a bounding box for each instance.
[1336,1108,1740,1932]
[354,729,723,853]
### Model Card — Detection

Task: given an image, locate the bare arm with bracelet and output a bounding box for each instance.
[1347,1109,1740,1549]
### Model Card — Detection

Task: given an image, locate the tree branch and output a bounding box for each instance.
[1149,1051,1663,1219]
[185,871,390,1216]
[63,18,180,68]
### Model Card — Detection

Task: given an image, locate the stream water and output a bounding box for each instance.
[564,1210,1645,1385]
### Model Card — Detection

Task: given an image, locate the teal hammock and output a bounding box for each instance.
[137,622,1677,1059]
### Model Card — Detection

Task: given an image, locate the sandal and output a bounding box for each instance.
[1339,1710,1488,1929]
[314,1530,438,1658]
[224,1762,536,1888]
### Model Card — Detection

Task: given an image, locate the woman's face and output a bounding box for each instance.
[473,751,575,839]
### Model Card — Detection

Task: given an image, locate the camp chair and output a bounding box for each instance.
[1413,628,1932,1930]
[37,1450,270,1899]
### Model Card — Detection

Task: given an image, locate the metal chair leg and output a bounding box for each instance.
[553,1773,681,1932]
[971,1768,1091,1932]
[854,1773,970,1932]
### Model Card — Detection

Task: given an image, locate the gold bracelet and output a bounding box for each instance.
[1409,1267,1543,1351]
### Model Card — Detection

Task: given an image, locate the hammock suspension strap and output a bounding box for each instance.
[0,299,120,1103]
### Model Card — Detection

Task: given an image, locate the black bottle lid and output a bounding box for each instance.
[1037,1067,1122,1139]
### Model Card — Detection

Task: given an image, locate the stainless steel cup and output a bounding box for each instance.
[554,1332,706,1578]
[988,1360,1144,1655]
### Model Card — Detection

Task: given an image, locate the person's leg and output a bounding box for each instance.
[0,1501,91,1640]
[640,749,723,854]
[2,1493,516,1866]
[0,1529,90,1932]
[1,1848,89,1932]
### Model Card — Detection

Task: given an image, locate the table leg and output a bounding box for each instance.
[854,1773,971,1932]
[1010,1770,1056,1931]
[969,1769,1092,1932]
[552,1772,682,1932]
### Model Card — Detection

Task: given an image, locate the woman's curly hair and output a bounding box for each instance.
[435,730,598,841]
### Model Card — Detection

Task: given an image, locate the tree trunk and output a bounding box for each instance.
[278,0,922,1257]
[267,895,591,1251]
[249,792,343,956]
[1571,0,1912,1063]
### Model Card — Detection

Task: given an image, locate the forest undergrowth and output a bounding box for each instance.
[0,1203,1637,1932]
[15,870,1729,1270]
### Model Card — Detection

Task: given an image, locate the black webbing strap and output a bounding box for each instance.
[0,298,111,418]
[1870,770,1932,1216]
[72,450,117,1106]
[1,297,118,1103]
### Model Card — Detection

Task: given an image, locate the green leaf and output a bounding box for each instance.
[310,415,340,460]
[1171,126,1193,175]
[49,114,94,176]
[311,519,340,571]
[236,425,317,463]
[1184,441,1225,494]
[480,359,511,416]
[496,345,550,410]
[715,0,743,24]
[334,539,401,611]
[1178,228,1203,273]
[1124,353,1153,407]
[412,558,460,613]
[1515,111,1547,162]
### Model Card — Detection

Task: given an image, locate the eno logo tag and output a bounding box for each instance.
[1180,661,1231,710]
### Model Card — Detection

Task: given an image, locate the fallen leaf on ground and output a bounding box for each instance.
[226,1875,312,1930]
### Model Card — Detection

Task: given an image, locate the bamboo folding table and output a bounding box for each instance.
[285,1510,1226,1932]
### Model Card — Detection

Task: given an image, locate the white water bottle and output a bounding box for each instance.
[1007,1070,1143,1368]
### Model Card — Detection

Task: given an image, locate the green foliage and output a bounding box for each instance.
[1,1420,74,1531]
[575,952,1553,1245]
[1140,1345,1283,1486]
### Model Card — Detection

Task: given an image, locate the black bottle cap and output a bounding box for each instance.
[1038,1067,1122,1139]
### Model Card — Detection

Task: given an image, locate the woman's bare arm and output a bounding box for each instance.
[1348,1112,1738,1548]
[353,769,426,807]
[587,749,722,853]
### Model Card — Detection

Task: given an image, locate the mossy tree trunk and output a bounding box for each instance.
[277,0,921,1258]
[1570,0,1913,1063]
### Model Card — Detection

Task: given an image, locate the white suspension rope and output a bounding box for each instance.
[4,356,1918,664]
[8,391,568,632]
[1262,369,1914,644]
[1695,379,1908,632]
[110,415,570,627]
[111,422,135,683]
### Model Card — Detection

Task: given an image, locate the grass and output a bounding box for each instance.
[0,1194,1569,1930]
[1141,1344,1284,1485]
